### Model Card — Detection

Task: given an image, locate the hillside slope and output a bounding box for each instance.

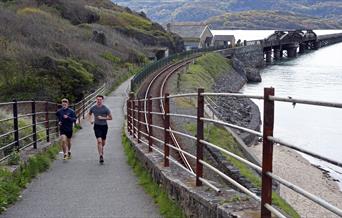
[0,0,183,102]
[112,0,342,28]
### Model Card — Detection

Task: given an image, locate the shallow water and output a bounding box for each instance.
[240,31,342,190]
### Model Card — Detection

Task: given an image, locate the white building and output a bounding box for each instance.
[167,23,235,50]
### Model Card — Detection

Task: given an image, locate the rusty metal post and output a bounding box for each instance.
[45,101,50,142]
[82,99,85,119]
[56,103,59,138]
[129,93,134,136]
[132,97,136,138]
[77,103,81,125]
[137,100,141,143]
[164,93,170,167]
[32,101,37,149]
[147,96,153,152]
[196,88,204,186]
[13,100,19,151]
[261,87,275,218]
[126,99,130,134]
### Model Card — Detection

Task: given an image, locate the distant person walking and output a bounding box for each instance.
[88,95,112,164]
[56,98,77,160]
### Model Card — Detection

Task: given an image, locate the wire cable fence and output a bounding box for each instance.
[0,85,106,162]
[126,87,342,218]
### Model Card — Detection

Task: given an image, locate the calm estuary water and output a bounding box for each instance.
[238,30,342,190]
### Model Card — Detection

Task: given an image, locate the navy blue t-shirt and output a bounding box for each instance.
[56,108,77,132]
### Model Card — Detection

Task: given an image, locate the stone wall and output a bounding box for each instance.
[232,45,265,83]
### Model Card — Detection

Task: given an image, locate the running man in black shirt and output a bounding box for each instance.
[88,95,112,164]
[56,99,77,160]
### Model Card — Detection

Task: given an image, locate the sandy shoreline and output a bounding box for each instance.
[248,143,342,217]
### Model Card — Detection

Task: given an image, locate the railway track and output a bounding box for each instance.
[136,58,197,172]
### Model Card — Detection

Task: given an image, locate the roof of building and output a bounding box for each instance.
[169,23,207,38]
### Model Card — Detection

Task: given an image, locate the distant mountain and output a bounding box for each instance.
[208,10,342,30]
[112,0,342,29]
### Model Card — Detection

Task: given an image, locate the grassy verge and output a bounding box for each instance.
[122,131,185,218]
[185,123,299,218]
[0,143,60,213]
[106,64,142,95]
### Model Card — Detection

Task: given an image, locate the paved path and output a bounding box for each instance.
[1,80,160,218]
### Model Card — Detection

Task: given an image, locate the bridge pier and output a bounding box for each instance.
[314,41,321,50]
[273,47,282,60]
[264,48,272,63]
[299,43,306,54]
[286,43,298,58]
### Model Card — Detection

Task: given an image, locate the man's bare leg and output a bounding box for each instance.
[97,138,103,156]
[66,138,72,158]
[60,135,68,159]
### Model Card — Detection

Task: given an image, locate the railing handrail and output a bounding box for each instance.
[0,84,107,161]
[127,88,342,218]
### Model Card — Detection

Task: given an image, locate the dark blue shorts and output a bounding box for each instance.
[60,128,73,139]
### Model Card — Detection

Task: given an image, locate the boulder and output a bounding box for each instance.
[92,30,106,45]
[245,67,262,83]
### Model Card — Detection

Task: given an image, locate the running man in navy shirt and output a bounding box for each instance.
[56,98,77,160]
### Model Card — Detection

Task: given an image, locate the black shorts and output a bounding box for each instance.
[94,124,108,140]
[60,129,73,139]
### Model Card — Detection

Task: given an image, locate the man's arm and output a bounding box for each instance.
[87,110,94,124]
[69,110,77,122]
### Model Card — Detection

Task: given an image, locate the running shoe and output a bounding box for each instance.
[67,152,71,159]
[63,154,68,160]
[99,155,104,164]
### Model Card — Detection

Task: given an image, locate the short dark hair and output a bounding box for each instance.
[96,95,104,99]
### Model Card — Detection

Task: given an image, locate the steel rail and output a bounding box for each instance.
[0,141,17,151]
[150,124,165,131]
[0,117,15,123]
[166,142,197,160]
[200,139,262,172]
[167,93,197,99]
[167,113,197,120]
[0,102,14,106]
[266,172,342,217]
[264,204,287,218]
[18,133,35,142]
[269,96,342,109]
[0,130,16,139]
[202,92,264,100]
[167,129,197,141]
[268,136,342,168]
[199,159,261,202]
[159,60,194,173]
[201,117,263,137]
[144,140,220,193]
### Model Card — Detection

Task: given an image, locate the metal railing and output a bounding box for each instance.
[0,84,106,162]
[130,46,228,91]
[126,88,342,218]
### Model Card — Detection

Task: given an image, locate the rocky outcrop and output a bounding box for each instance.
[115,27,184,53]
[92,30,107,45]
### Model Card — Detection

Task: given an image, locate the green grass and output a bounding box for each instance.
[177,53,299,217]
[0,143,60,213]
[122,131,185,218]
[179,53,232,92]
[184,123,299,218]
